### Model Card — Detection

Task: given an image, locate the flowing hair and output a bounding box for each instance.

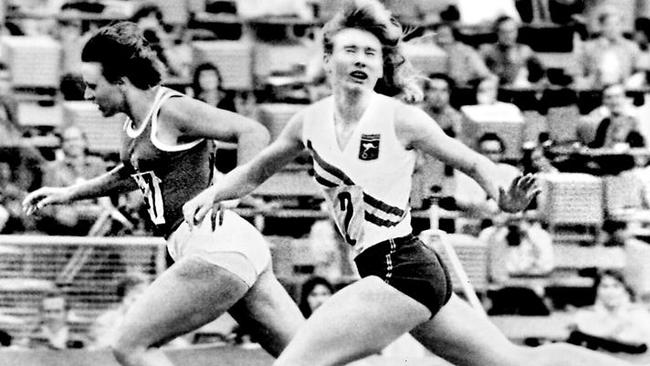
[322,0,422,102]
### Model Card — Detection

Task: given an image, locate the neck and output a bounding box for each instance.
[333,87,371,124]
[125,86,160,126]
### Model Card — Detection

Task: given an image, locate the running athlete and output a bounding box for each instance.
[182,1,636,365]
[22,22,303,366]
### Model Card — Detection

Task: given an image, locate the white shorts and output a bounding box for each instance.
[166,209,271,287]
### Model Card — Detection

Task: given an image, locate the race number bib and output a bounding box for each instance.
[131,171,165,225]
[323,185,365,245]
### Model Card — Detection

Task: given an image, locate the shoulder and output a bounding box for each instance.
[158,93,196,122]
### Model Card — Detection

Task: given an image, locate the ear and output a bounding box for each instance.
[116,76,129,89]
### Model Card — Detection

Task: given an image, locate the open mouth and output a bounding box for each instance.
[349,71,368,80]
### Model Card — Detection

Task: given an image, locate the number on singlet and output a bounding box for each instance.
[337,191,356,245]
[131,171,165,225]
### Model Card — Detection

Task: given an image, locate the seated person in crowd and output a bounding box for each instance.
[298,276,335,318]
[432,22,495,88]
[420,73,463,137]
[26,290,84,349]
[35,125,110,235]
[480,16,545,88]
[479,213,553,315]
[0,161,35,233]
[0,62,45,192]
[480,214,554,283]
[411,74,462,208]
[588,84,646,149]
[578,83,643,146]
[576,9,641,89]
[569,269,650,353]
[451,132,521,231]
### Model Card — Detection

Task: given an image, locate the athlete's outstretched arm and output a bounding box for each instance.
[159,96,270,164]
[395,104,539,212]
[23,163,137,214]
[182,111,306,227]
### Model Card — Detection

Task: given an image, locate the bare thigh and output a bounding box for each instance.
[274,276,431,366]
[115,256,250,349]
[410,294,523,366]
[410,294,635,366]
[229,265,305,357]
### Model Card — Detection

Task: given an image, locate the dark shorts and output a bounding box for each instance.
[354,234,453,318]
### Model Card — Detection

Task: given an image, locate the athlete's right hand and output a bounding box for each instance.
[182,186,222,231]
[22,187,73,216]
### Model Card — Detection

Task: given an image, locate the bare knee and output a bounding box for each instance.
[111,332,148,365]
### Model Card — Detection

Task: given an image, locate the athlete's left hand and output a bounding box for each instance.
[497,173,541,213]
[182,186,223,231]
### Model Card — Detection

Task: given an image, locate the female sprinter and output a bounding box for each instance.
[23,22,303,366]
[182,1,635,365]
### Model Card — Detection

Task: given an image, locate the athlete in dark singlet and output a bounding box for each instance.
[23,22,303,366]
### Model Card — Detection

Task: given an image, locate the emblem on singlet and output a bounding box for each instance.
[131,170,165,225]
[359,134,380,161]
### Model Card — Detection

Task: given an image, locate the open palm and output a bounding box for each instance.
[497,174,540,213]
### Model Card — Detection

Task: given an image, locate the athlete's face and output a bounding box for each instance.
[325,28,383,92]
[81,62,125,117]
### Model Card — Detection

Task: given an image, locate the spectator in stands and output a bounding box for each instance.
[576,9,641,89]
[191,62,252,174]
[481,214,554,283]
[35,125,110,235]
[88,272,150,349]
[432,22,495,88]
[480,213,553,315]
[480,16,545,88]
[569,269,650,353]
[586,83,645,149]
[411,74,461,209]
[0,61,45,192]
[27,290,84,349]
[420,73,463,138]
[0,161,34,233]
[578,83,638,145]
[131,3,186,78]
[190,63,237,113]
[451,133,521,227]
[298,276,335,318]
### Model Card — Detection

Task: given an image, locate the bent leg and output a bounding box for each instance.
[112,256,249,366]
[411,294,634,366]
[274,276,431,366]
[229,265,305,357]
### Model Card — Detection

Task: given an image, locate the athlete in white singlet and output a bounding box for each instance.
[183,1,635,365]
[23,22,304,366]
